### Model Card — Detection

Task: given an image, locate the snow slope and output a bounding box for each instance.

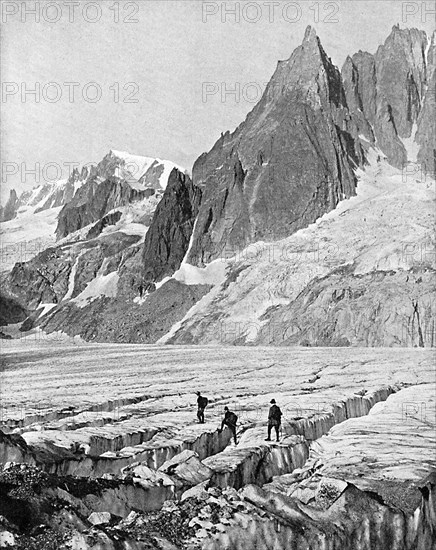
[0,176,85,272]
[71,271,119,308]
[109,149,185,191]
[0,206,61,272]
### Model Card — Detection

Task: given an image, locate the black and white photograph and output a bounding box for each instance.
[0,1,435,548]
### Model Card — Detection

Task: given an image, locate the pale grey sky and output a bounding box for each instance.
[1,0,435,199]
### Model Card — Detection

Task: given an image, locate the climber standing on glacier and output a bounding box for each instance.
[266,399,282,442]
[196,391,208,423]
[218,406,238,445]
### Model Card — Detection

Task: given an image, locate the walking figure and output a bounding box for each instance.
[265,398,282,442]
[196,391,208,423]
[219,406,238,444]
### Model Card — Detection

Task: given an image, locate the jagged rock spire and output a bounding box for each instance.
[303,24,317,42]
[187,26,358,266]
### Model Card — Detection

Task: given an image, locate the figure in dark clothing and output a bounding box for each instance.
[265,399,282,442]
[196,391,208,423]
[219,406,238,444]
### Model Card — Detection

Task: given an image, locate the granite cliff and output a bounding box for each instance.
[187,26,361,266]
[342,25,434,171]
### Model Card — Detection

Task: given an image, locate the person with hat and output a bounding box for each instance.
[265,398,282,442]
[196,391,208,423]
[218,406,238,445]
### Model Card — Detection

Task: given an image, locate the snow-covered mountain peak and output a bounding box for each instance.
[0,149,187,271]
[103,149,185,190]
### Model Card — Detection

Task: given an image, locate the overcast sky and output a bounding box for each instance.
[1,0,434,199]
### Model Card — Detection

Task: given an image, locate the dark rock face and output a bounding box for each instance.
[0,462,215,550]
[139,160,165,188]
[5,233,141,313]
[118,169,202,297]
[341,54,376,145]
[342,26,433,170]
[187,26,360,266]
[56,178,148,239]
[68,235,131,300]
[416,32,435,177]
[141,170,202,282]
[374,27,426,136]
[86,211,123,240]
[39,279,211,343]
[0,190,18,222]
[8,247,73,310]
[0,293,28,326]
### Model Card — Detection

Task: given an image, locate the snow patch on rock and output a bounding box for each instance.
[71,271,119,308]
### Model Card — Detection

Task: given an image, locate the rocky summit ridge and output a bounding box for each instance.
[1,25,435,346]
